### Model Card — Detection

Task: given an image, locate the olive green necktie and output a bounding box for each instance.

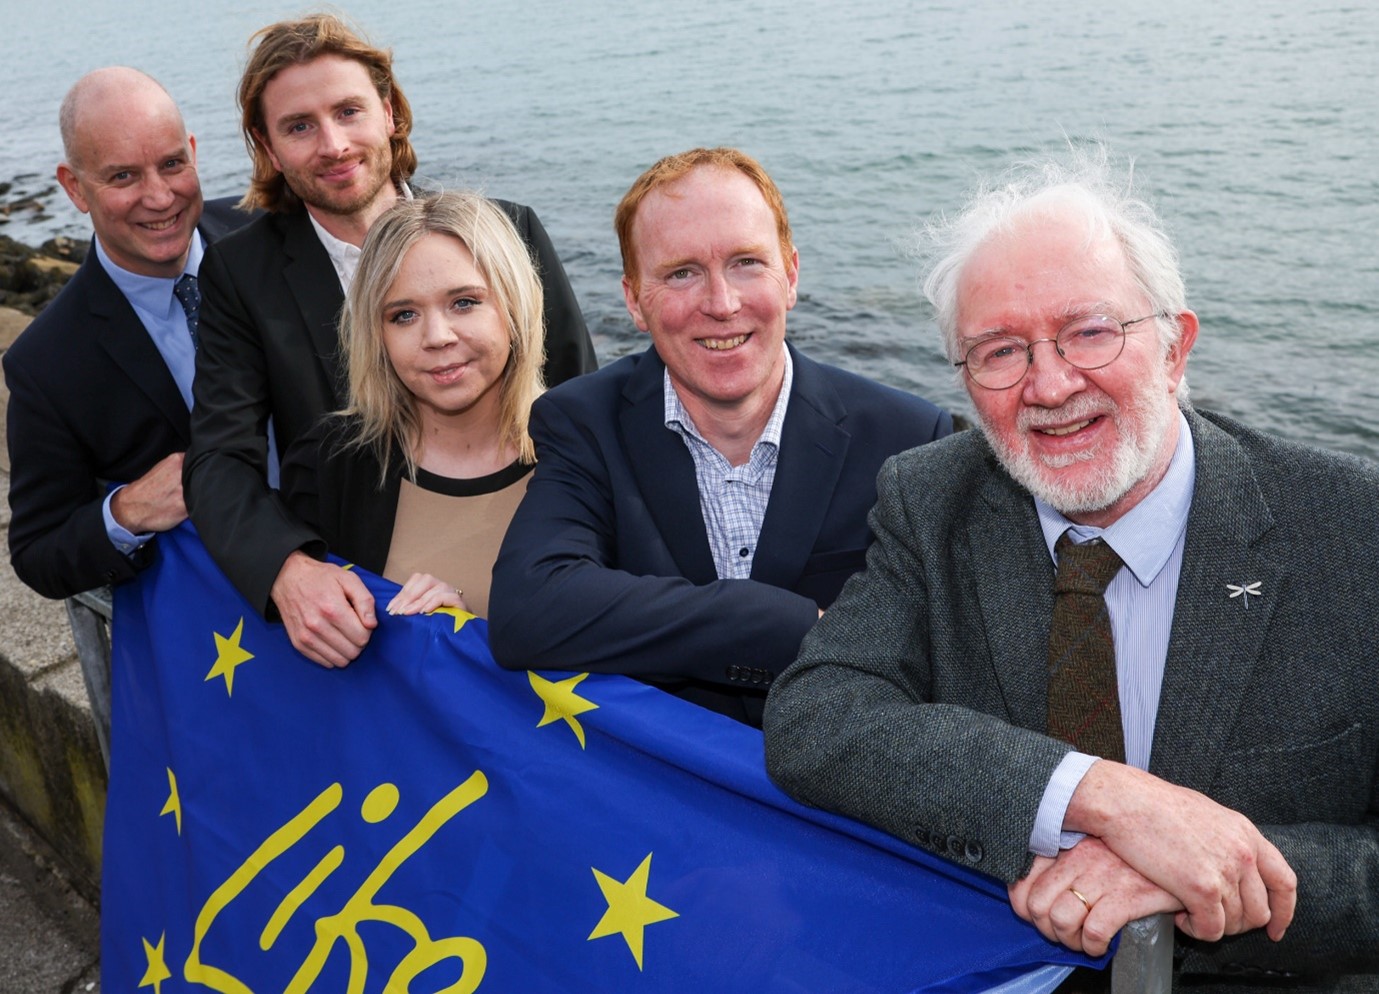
[1046,533,1126,762]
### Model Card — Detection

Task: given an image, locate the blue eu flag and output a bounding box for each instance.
[101,524,1100,992]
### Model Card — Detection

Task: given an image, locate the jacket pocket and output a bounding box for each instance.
[1210,722,1369,824]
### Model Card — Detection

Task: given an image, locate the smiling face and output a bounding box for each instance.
[622,165,798,432]
[257,54,397,227]
[57,82,202,279]
[957,212,1197,526]
[381,232,511,433]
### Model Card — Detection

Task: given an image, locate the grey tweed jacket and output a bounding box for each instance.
[764,408,1378,988]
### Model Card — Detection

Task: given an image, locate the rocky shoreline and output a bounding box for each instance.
[0,239,83,316]
[0,179,84,344]
[0,227,83,360]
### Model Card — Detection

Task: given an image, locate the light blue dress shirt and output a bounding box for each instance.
[96,234,204,556]
[1028,411,1196,856]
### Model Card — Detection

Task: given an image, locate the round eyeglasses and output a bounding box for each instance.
[954,313,1166,390]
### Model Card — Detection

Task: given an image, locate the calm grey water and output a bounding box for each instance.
[4,0,1377,459]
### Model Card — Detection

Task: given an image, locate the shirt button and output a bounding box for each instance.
[738,548,749,558]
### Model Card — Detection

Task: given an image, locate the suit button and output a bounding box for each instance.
[964,840,983,862]
[946,835,963,857]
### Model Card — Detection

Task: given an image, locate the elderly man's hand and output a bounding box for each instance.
[270,551,377,668]
[1009,837,1183,956]
[1066,761,1297,944]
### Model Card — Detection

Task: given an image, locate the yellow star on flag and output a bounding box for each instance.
[138,932,172,993]
[430,604,477,633]
[205,617,254,696]
[588,852,679,970]
[160,767,182,835]
[528,671,598,748]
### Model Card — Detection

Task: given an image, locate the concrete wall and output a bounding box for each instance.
[0,305,106,903]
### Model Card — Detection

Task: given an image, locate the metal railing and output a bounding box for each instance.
[1113,914,1173,992]
[65,588,113,771]
[60,588,1171,989]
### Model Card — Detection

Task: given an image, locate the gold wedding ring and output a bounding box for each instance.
[1069,887,1092,910]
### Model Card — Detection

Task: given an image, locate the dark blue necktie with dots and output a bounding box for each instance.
[173,272,201,350]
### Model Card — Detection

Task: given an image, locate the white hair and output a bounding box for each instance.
[920,142,1190,401]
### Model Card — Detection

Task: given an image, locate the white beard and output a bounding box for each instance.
[979,373,1176,516]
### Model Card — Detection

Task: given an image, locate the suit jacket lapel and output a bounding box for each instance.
[1150,410,1281,791]
[966,452,1056,731]
[280,212,348,401]
[752,347,850,589]
[86,255,189,441]
[619,349,717,584]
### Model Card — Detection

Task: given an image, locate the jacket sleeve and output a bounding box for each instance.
[488,391,820,685]
[4,354,148,598]
[184,242,325,618]
[763,453,1071,884]
[497,201,597,386]
[278,419,325,539]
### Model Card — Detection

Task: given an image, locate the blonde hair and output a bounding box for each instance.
[340,192,546,481]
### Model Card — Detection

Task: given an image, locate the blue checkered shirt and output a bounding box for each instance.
[663,349,794,580]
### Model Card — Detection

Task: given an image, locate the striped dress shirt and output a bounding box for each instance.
[663,347,794,580]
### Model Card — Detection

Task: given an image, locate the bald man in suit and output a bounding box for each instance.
[5,68,251,599]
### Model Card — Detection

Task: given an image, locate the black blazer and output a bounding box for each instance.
[488,344,953,725]
[4,199,251,599]
[185,200,596,616]
[278,417,400,576]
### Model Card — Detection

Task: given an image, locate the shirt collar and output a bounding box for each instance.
[306,181,413,292]
[663,344,794,451]
[94,228,205,319]
[307,212,362,291]
[1035,409,1196,587]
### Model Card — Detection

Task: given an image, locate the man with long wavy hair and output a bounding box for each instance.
[185,14,595,667]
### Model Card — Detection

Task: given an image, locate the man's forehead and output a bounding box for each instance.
[75,105,188,169]
[958,221,1131,308]
[265,54,378,103]
[634,169,772,244]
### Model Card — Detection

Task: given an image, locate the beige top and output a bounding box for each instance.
[382,461,533,618]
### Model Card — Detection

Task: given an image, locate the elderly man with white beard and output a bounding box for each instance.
[763,146,1379,992]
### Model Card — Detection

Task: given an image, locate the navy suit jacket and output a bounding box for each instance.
[4,199,250,599]
[489,343,953,725]
[186,199,596,616]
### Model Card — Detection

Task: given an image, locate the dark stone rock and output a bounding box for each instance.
[0,235,79,316]
[38,236,88,263]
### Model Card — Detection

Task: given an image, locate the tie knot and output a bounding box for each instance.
[1053,534,1124,594]
[173,272,199,313]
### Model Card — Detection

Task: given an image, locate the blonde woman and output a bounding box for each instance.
[281,193,545,618]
